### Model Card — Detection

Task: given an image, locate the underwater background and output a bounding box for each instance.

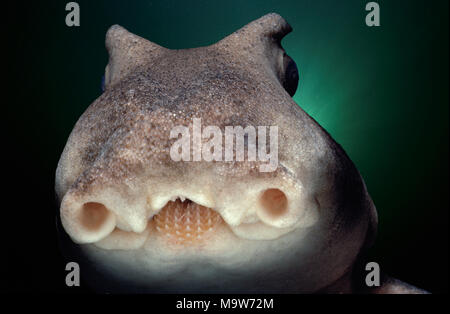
[4,0,448,292]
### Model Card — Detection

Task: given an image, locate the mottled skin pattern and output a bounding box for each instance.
[56,13,426,293]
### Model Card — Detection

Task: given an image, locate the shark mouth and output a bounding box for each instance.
[60,184,318,250]
[152,199,224,245]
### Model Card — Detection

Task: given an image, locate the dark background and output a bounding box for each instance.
[3,0,448,293]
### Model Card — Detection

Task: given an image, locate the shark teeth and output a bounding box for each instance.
[152,199,224,245]
[170,195,186,202]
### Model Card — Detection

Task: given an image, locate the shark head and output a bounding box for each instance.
[56,13,377,293]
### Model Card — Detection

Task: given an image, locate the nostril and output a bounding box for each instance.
[260,188,288,218]
[80,202,111,231]
[61,199,117,244]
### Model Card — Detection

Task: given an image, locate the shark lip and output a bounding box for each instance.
[152,199,225,245]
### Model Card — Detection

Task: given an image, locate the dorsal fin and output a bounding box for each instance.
[104,25,166,90]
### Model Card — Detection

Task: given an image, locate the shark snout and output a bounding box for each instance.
[59,170,320,249]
